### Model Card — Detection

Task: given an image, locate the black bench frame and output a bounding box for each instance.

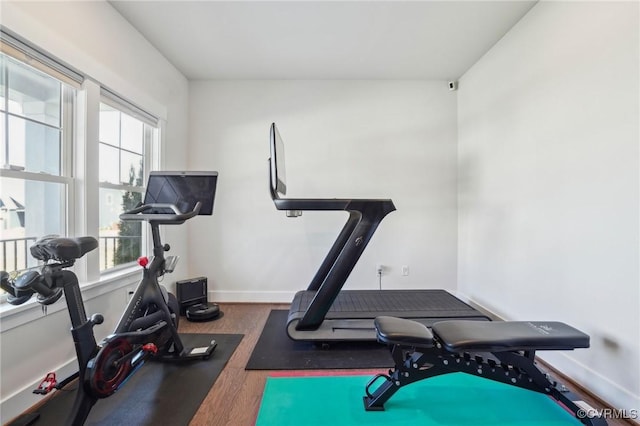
[363,318,607,426]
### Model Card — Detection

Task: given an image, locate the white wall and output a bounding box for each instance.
[458,1,639,413]
[0,2,190,422]
[3,0,637,421]
[188,80,458,302]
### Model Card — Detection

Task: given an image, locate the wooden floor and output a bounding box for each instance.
[181,303,290,426]
[181,303,632,426]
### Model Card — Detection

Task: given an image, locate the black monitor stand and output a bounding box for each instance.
[269,123,487,341]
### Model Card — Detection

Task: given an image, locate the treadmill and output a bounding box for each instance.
[269,123,488,341]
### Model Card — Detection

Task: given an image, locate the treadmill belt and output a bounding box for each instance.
[292,289,488,320]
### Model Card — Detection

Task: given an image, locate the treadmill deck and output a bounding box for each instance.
[290,289,486,320]
[286,290,489,341]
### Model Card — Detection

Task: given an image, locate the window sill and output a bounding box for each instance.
[0,266,140,332]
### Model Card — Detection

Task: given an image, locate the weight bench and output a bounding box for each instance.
[363,316,607,425]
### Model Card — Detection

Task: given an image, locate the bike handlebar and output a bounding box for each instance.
[119,201,202,224]
[2,267,64,305]
[1,271,35,305]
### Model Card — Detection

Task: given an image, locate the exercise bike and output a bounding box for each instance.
[1,171,219,426]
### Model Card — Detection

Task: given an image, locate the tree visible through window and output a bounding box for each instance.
[98,102,153,271]
[114,164,143,266]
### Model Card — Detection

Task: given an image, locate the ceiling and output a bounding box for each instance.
[110,1,537,80]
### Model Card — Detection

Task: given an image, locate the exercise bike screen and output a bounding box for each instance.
[144,171,218,215]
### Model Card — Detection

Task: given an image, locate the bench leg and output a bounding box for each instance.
[364,344,608,425]
[363,374,398,411]
[363,345,450,411]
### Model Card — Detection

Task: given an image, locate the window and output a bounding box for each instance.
[0,30,160,302]
[98,101,156,271]
[0,52,74,274]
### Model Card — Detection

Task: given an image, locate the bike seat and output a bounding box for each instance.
[31,236,99,262]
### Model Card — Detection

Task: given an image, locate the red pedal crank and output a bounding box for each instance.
[142,343,158,354]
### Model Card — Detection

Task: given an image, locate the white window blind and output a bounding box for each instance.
[0,26,84,88]
[100,87,158,128]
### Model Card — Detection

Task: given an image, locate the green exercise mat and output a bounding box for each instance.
[256,373,581,425]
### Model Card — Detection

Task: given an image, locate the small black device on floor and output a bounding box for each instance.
[176,276,222,322]
[186,302,221,321]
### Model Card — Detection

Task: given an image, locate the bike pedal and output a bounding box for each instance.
[33,372,57,395]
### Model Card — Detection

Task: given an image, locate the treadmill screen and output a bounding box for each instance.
[143,171,218,215]
[270,123,287,196]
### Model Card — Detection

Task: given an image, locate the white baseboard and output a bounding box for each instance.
[544,352,640,421]
[456,290,640,418]
[208,290,295,304]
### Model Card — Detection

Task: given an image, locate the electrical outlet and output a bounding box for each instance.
[376,264,383,275]
[402,265,409,276]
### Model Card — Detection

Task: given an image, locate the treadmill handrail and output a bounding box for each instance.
[273,197,394,212]
[270,158,393,211]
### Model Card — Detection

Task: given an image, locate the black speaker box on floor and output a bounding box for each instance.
[176,277,208,315]
[176,276,221,321]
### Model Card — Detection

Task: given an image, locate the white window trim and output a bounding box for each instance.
[0,168,71,183]
[0,41,162,307]
[1,52,76,281]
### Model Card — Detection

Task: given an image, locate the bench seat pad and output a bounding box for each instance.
[374,316,434,347]
[432,320,590,353]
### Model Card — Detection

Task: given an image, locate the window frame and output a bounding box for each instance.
[0,52,76,274]
[0,31,161,303]
[97,100,157,272]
